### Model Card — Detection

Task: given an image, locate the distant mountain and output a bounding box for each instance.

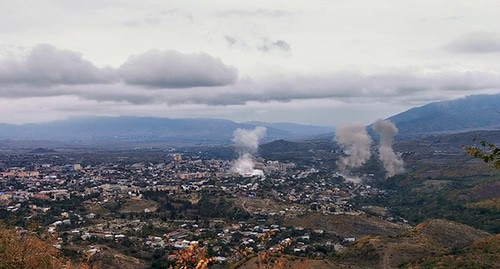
[388,94,500,137]
[30,147,57,154]
[0,116,331,147]
[244,121,333,136]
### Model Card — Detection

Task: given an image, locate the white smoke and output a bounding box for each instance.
[232,153,264,177]
[232,126,267,176]
[372,119,405,178]
[233,126,267,154]
[334,122,372,171]
[343,174,362,184]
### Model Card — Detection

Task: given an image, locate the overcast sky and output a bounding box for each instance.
[1,0,499,126]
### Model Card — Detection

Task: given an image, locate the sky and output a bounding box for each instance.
[0,0,499,126]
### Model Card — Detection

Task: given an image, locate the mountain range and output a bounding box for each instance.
[0,93,498,147]
[0,117,333,147]
[388,93,500,137]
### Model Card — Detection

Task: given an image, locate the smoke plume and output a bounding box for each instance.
[232,126,267,176]
[372,119,405,177]
[334,123,372,171]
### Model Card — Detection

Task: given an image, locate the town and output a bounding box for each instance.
[0,148,399,268]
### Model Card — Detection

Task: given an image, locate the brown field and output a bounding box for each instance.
[285,212,409,238]
[230,197,307,217]
[466,198,500,210]
[118,198,159,213]
[236,254,349,269]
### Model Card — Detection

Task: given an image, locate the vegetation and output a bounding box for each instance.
[466,140,500,169]
[0,225,90,269]
[197,194,250,220]
[171,243,217,269]
[413,234,500,269]
[353,174,500,233]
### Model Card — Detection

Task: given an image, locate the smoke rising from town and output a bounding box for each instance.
[232,126,267,154]
[334,123,372,171]
[372,119,405,177]
[232,126,266,176]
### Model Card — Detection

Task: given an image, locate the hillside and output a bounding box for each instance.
[285,213,409,238]
[0,225,148,269]
[259,129,500,234]
[387,94,500,137]
[348,131,500,234]
[416,234,500,268]
[236,220,497,269]
[337,219,493,269]
[259,138,337,166]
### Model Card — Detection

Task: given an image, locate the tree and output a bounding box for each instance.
[466,140,500,169]
[172,243,217,269]
[0,226,61,269]
[0,225,91,269]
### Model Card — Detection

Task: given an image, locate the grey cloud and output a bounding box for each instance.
[0,44,238,91]
[446,32,500,54]
[118,49,238,88]
[225,35,237,46]
[159,9,193,22]
[258,39,291,53]
[445,16,466,20]
[225,35,290,53]
[3,68,500,107]
[77,91,157,105]
[121,20,142,27]
[118,50,238,88]
[224,35,252,50]
[121,18,162,27]
[0,84,67,98]
[1,44,499,108]
[57,84,159,105]
[0,44,115,86]
[161,70,500,106]
[0,83,157,105]
[217,9,289,18]
[144,18,161,25]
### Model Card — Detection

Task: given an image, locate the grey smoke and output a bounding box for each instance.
[232,126,267,176]
[372,119,405,177]
[334,122,372,171]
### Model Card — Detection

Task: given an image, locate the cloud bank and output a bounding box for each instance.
[0,44,499,110]
[0,45,238,89]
